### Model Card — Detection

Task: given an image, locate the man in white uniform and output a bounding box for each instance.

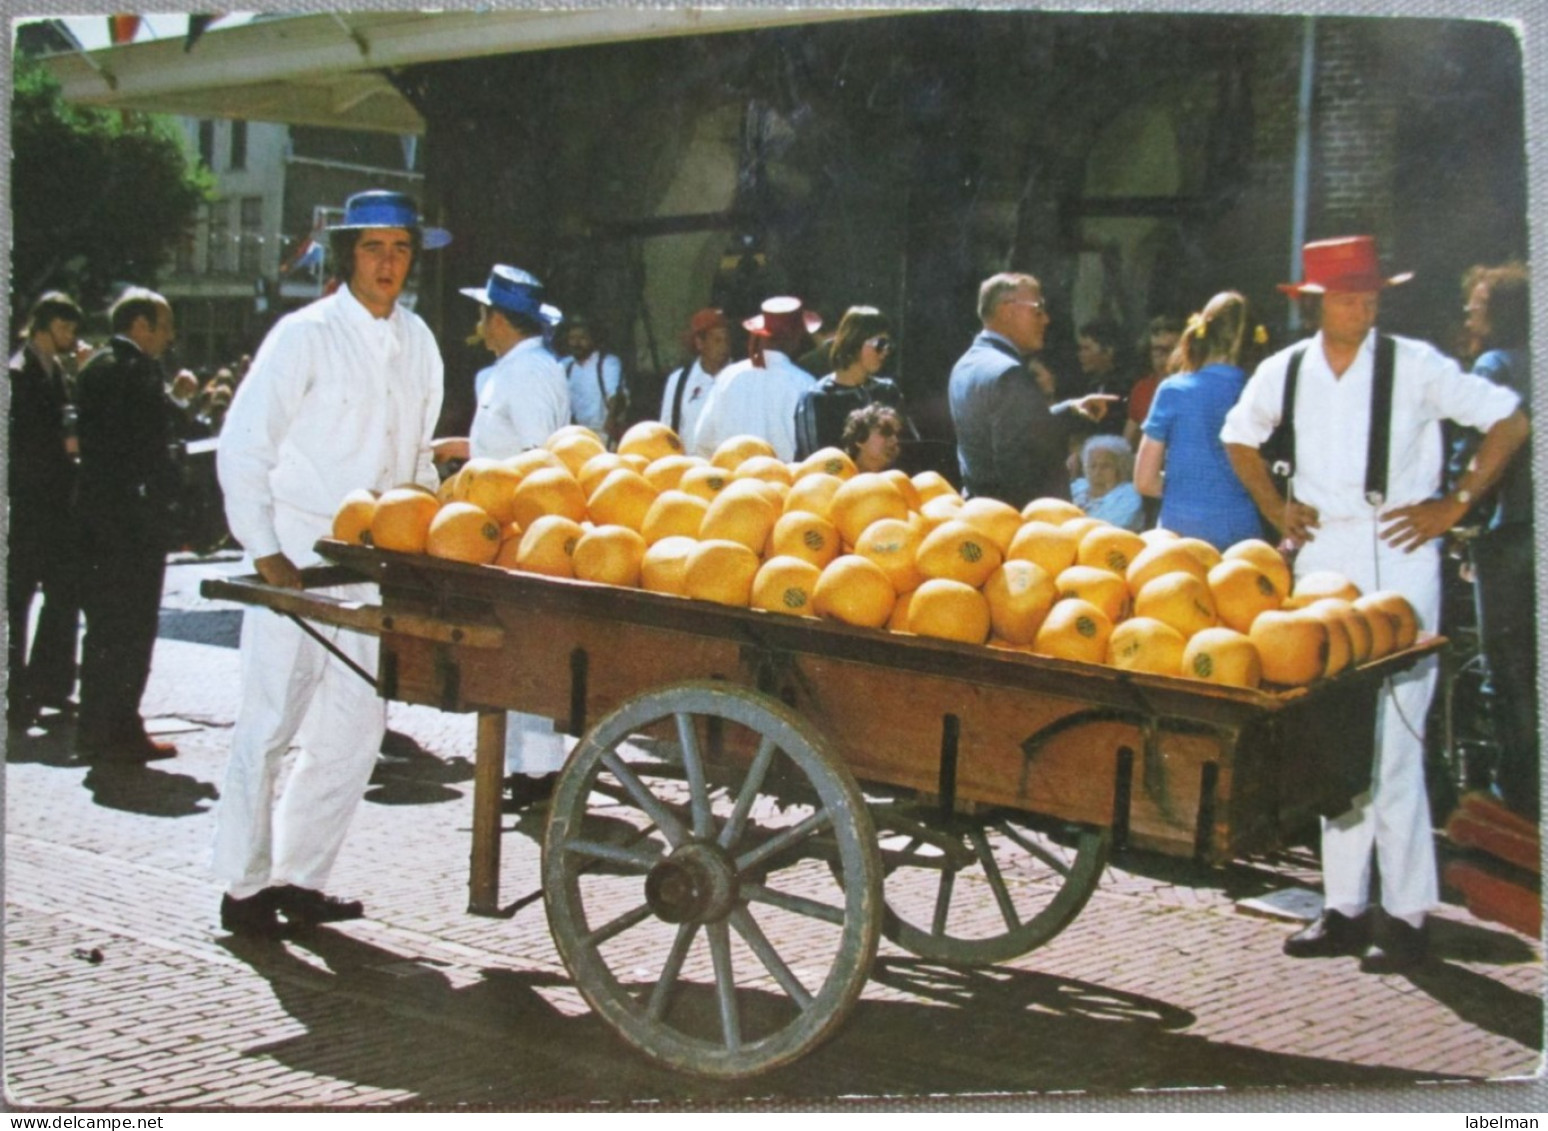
[659,308,731,441]
[1221,236,1528,972]
[562,318,625,442]
[461,265,573,808]
[691,296,819,461]
[466,266,568,459]
[214,191,450,936]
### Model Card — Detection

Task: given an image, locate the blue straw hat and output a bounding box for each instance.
[459,265,562,327]
[327,190,451,250]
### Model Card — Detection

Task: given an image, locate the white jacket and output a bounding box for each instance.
[218,286,444,560]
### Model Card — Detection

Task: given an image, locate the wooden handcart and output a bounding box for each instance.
[204,540,1442,1078]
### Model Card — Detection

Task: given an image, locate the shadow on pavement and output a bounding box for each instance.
[158,607,244,649]
[1403,952,1544,1051]
[364,730,473,806]
[82,761,219,817]
[214,926,1455,1107]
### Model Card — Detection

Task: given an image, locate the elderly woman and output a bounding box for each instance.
[1071,433,1144,531]
[794,305,908,460]
[840,403,905,473]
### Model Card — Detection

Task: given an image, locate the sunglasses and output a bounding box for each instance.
[865,336,894,352]
[873,424,899,439]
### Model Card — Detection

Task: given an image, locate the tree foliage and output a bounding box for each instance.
[10,55,211,326]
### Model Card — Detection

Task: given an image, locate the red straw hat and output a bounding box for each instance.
[743,296,822,338]
[1279,235,1414,296]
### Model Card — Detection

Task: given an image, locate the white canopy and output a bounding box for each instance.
[40,8,900,134]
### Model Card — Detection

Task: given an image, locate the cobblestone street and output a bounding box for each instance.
[2,556,1542,1111]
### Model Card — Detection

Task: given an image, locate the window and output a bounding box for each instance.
[206,199,231,274]
[197,120,215,168]
[230,120,248,171]
[238,196,263,275]
[173,225,196,275]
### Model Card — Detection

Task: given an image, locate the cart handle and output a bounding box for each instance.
[200,569,506,650]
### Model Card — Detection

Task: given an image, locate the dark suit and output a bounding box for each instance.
[7,344,81,719]
[74,337,180,746]
[947,330,1071,508]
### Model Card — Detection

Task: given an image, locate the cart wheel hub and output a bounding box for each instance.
[644,841,739,925]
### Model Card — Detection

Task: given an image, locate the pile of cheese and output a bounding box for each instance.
[331,421,1417,690]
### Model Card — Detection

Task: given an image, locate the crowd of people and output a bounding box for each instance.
[7,188,1535,972]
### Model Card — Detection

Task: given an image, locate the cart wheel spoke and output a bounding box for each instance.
[730,907,813,1009]
[741,882,846,926]
[706,921,742,1053]
[544,681,880,1079]
[995,817,1073,878]
[734,807,832,873]
[675,711,715,840]
[718,735,777,851]
[561,837,663,874]
[585,901,656,948]
[600,749,689,847]
[645,922,698,1022]
[968,826,1022,932]
[930,868,956,937]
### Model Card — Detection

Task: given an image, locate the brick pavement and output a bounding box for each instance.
[1,558,1543,1109]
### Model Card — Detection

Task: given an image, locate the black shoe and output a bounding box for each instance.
[274,884,364,925]
[503,772,559,812]
[220,889,285,938]
[1359,917,1430,974]
[80,735,177,763]
[1283,909,1373,958]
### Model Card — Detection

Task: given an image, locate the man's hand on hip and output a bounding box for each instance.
[1379,497,1469,553]
[1279,501,1321,544]
[255,552,304,590]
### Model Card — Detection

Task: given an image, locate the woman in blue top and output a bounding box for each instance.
[1134,291,1266,550]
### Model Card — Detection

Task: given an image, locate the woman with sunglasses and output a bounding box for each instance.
[793,306,909,461]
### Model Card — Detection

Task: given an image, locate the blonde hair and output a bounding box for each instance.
[1171,291,1251,374]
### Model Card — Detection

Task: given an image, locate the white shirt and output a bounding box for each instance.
[470,337,571,459]
[1220,329,1521,523]
[565,352,623,433]
[218,286,444,560]
[690,350,816,461]
[659,358,719,441]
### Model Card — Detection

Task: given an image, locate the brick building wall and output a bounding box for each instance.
[1312,19,1401,243]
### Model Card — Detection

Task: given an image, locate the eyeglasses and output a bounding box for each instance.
[1002,299,1047,314]
[865,336,894,352]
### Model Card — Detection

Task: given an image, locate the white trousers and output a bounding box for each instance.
[212,505,385,899]
[505,711,568,776]
[1296,516,1440,922]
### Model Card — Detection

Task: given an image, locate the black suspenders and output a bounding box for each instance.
[1272,335,1396,504]
[668,366,689,433]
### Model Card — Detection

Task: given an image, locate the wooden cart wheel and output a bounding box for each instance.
[542,681,882,1079]
[866,797,1109,966]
